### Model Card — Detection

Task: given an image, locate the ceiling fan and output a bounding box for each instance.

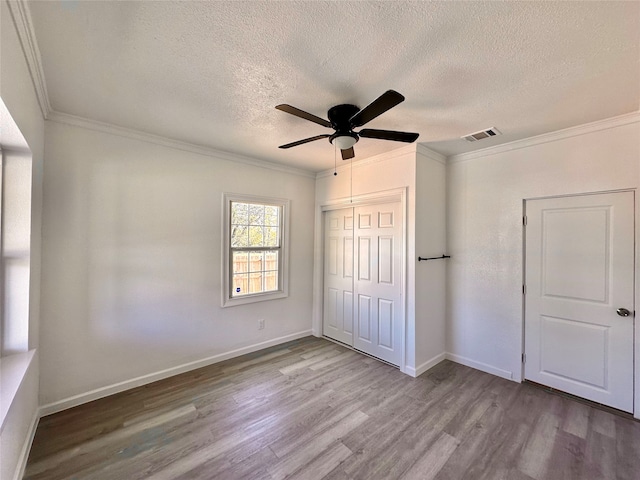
[276,90,419,160]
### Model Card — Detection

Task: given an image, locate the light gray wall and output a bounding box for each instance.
[1,0,45,478]
[446,119,640,415]
[414,151,447,370]
[39,120,316,406]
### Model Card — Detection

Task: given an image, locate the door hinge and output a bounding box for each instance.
[523,284,526,295]
[523,216,527,226]
[522,353,526,364]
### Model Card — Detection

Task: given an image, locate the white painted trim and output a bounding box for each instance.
[0,350,36,433]
[405,352,446,378]
[448,111,640,164]
[5,0,52,119]
[39,330,312,416]
[220,193,290,307]
[11,409,39,480]
[446,353,514,381]
[46,111,316,179]
[320,189,404,211]
[416,144,447,165]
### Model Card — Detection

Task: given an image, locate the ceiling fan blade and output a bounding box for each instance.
[359,128,419,143]
[349,90,405,128]
[279,134,331,149]
[341,147,355,160]
[275,104,332,128]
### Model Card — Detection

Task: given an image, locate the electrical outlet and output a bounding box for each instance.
[258,319,265,330]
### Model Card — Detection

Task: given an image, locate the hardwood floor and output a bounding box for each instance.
[24,336,640,480]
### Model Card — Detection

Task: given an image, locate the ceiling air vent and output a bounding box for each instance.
[462,127,501,142]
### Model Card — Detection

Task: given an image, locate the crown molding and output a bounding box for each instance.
[46,111,316,178]
[416,143,447,164]
[6,0,52,119]
[448,111,640,164]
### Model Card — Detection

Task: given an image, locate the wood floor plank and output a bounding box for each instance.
[562,401,590,439]
[24,337,640,480]
[267,410,368,480]
[434,392,516,480]
[544,430,590,480]
[517,412,560,479]
[24,403,198,479]
[400,432,459,480]
[614,414,640,480]
[592,408,617,438]
[287,441,353,480]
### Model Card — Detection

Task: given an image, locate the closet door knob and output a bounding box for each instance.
[616,308,631,317]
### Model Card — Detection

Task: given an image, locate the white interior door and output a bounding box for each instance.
[352,202,403,366]
[323,208,354,345]
[524,191,634,412]
[323,201,403,366]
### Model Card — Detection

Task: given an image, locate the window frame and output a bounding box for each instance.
[222,193,290,307]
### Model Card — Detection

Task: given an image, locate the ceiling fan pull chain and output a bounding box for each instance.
[334,143,337,176]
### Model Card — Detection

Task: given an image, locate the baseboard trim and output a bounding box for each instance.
[12,409,39,480]
[445,353,514,380]
[405,352,447,378]
[39,330,312,417]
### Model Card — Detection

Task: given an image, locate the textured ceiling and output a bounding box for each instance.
[27,1,640,172]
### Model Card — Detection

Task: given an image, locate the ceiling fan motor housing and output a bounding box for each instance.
[328,104,361,148]
[328,104,360,131]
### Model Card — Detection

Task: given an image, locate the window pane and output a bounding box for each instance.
[249,251,264,272]
[265,206,279,226]
[249,203,264,225]
[265,251,278,271]
[232,251,249,273]
[232,274,249,296]
[265,271,278,292]
[231,202,248,225]
[264,227,279,247]
[248,226,264,247]
[231,225,249,247]
[249,272,263,293]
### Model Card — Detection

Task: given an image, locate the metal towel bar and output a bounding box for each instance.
[418,255,451,262]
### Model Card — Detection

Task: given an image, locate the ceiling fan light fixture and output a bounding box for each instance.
[332,135,357,150]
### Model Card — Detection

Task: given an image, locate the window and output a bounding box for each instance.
[222,194,289,307]
[1,98,31,357]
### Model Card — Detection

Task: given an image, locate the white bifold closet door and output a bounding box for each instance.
[323,202,403,366]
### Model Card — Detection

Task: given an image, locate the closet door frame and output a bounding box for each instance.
[318,188,407,372]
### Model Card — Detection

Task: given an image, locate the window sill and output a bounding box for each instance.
[0,349,36,434]
[222,290,288,307]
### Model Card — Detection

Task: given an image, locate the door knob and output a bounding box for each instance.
[616,308,631,317]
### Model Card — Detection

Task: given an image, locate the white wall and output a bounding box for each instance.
[40,120,316,406]
[1,0,45,478]
[447,119,640,394]
[414,149,447,372]
[0,351,38,480]
[313,145,419,371]
[1,0,44,352]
